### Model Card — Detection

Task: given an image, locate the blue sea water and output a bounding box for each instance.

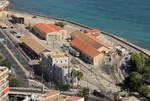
[10,0,150,49]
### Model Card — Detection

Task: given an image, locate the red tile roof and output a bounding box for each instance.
[67,96,83,101]
[86,29,101,33]
[70,38,100,58]
[34,23,64,34]
[87,34,112,48]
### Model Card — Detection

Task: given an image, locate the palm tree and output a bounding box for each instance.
[71,69,83,86]
[39,61,46,93]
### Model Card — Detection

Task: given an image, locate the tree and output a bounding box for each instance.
[39,61,46,92]
[145,58,150,66]
[114,92,120,101]
[129,72,143,91]
[139,84,150,97]
[78,87,89,101]
[71,69,83,86]
[130,53,146,73]
[55,22,65,28]
[143,70,150,84]
[0,59,11,70]
[55,81,70,91]
[116,49,122,56]
[0,55,3,62]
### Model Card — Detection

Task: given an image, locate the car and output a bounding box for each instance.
[10,30,17,34]
[16,35,21,38]
[32,16,37,18]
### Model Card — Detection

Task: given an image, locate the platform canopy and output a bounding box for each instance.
[20,34,46,55]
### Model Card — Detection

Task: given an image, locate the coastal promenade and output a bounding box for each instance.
[6,9,150,58]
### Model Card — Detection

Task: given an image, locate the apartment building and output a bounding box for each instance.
[0,66,9,101]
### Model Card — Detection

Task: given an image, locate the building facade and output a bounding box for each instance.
[33,23,67,41]
[70,31,112,66]
[0,66,9,101]
[41,52,69,83]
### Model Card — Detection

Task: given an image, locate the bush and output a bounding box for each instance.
[55,22,65,28]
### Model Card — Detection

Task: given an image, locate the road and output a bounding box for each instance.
[0,29,29,83]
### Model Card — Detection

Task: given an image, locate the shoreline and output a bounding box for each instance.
[6,8,150,57]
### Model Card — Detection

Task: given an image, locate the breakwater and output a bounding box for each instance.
[7,9,150,58]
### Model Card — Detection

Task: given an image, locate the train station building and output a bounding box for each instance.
[33,23,67,42]
[70,30,112,66]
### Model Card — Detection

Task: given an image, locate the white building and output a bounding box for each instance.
[41,52,69,83]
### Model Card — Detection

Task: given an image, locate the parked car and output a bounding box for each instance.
[10,30,17,35]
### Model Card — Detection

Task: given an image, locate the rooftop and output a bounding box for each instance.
[71,31,103,49]
[71,30,111,49]
[20,34,46,54]
[51,54,68,59]
[34,23,64,34]
[66,96,83,101]
[87,34,111,48]
[70,38,100,58]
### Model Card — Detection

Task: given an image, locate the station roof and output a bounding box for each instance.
[70,38,100,58]
[87,34,111,48]
[34,23,64,34]
[20,35,46,54]
[71,31,111,49]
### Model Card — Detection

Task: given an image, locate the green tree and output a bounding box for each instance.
[9,75,21,87]
[143,69,150,84]
[145,58,150,66]
[78,87,89,101]
[114,92,120,101]
[71,69,83,85]
[0,55,3,62]
[9,98,17,101]
[55,81,70,91]
[116,49,122,56]
[0,59,11,70]
[55,22,65,28]
[139,84,150,97]
[129,72,143,91]
[130,53,146,73]
[39,61,46,92]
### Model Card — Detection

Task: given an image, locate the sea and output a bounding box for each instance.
[9,0,150,50]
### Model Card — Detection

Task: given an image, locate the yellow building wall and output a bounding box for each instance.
[47,30,67,41]
[97,46,110,53]
[0,11,8,17]
[93,53,104,66]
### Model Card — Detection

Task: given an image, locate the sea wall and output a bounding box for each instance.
[6,9,150,58]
